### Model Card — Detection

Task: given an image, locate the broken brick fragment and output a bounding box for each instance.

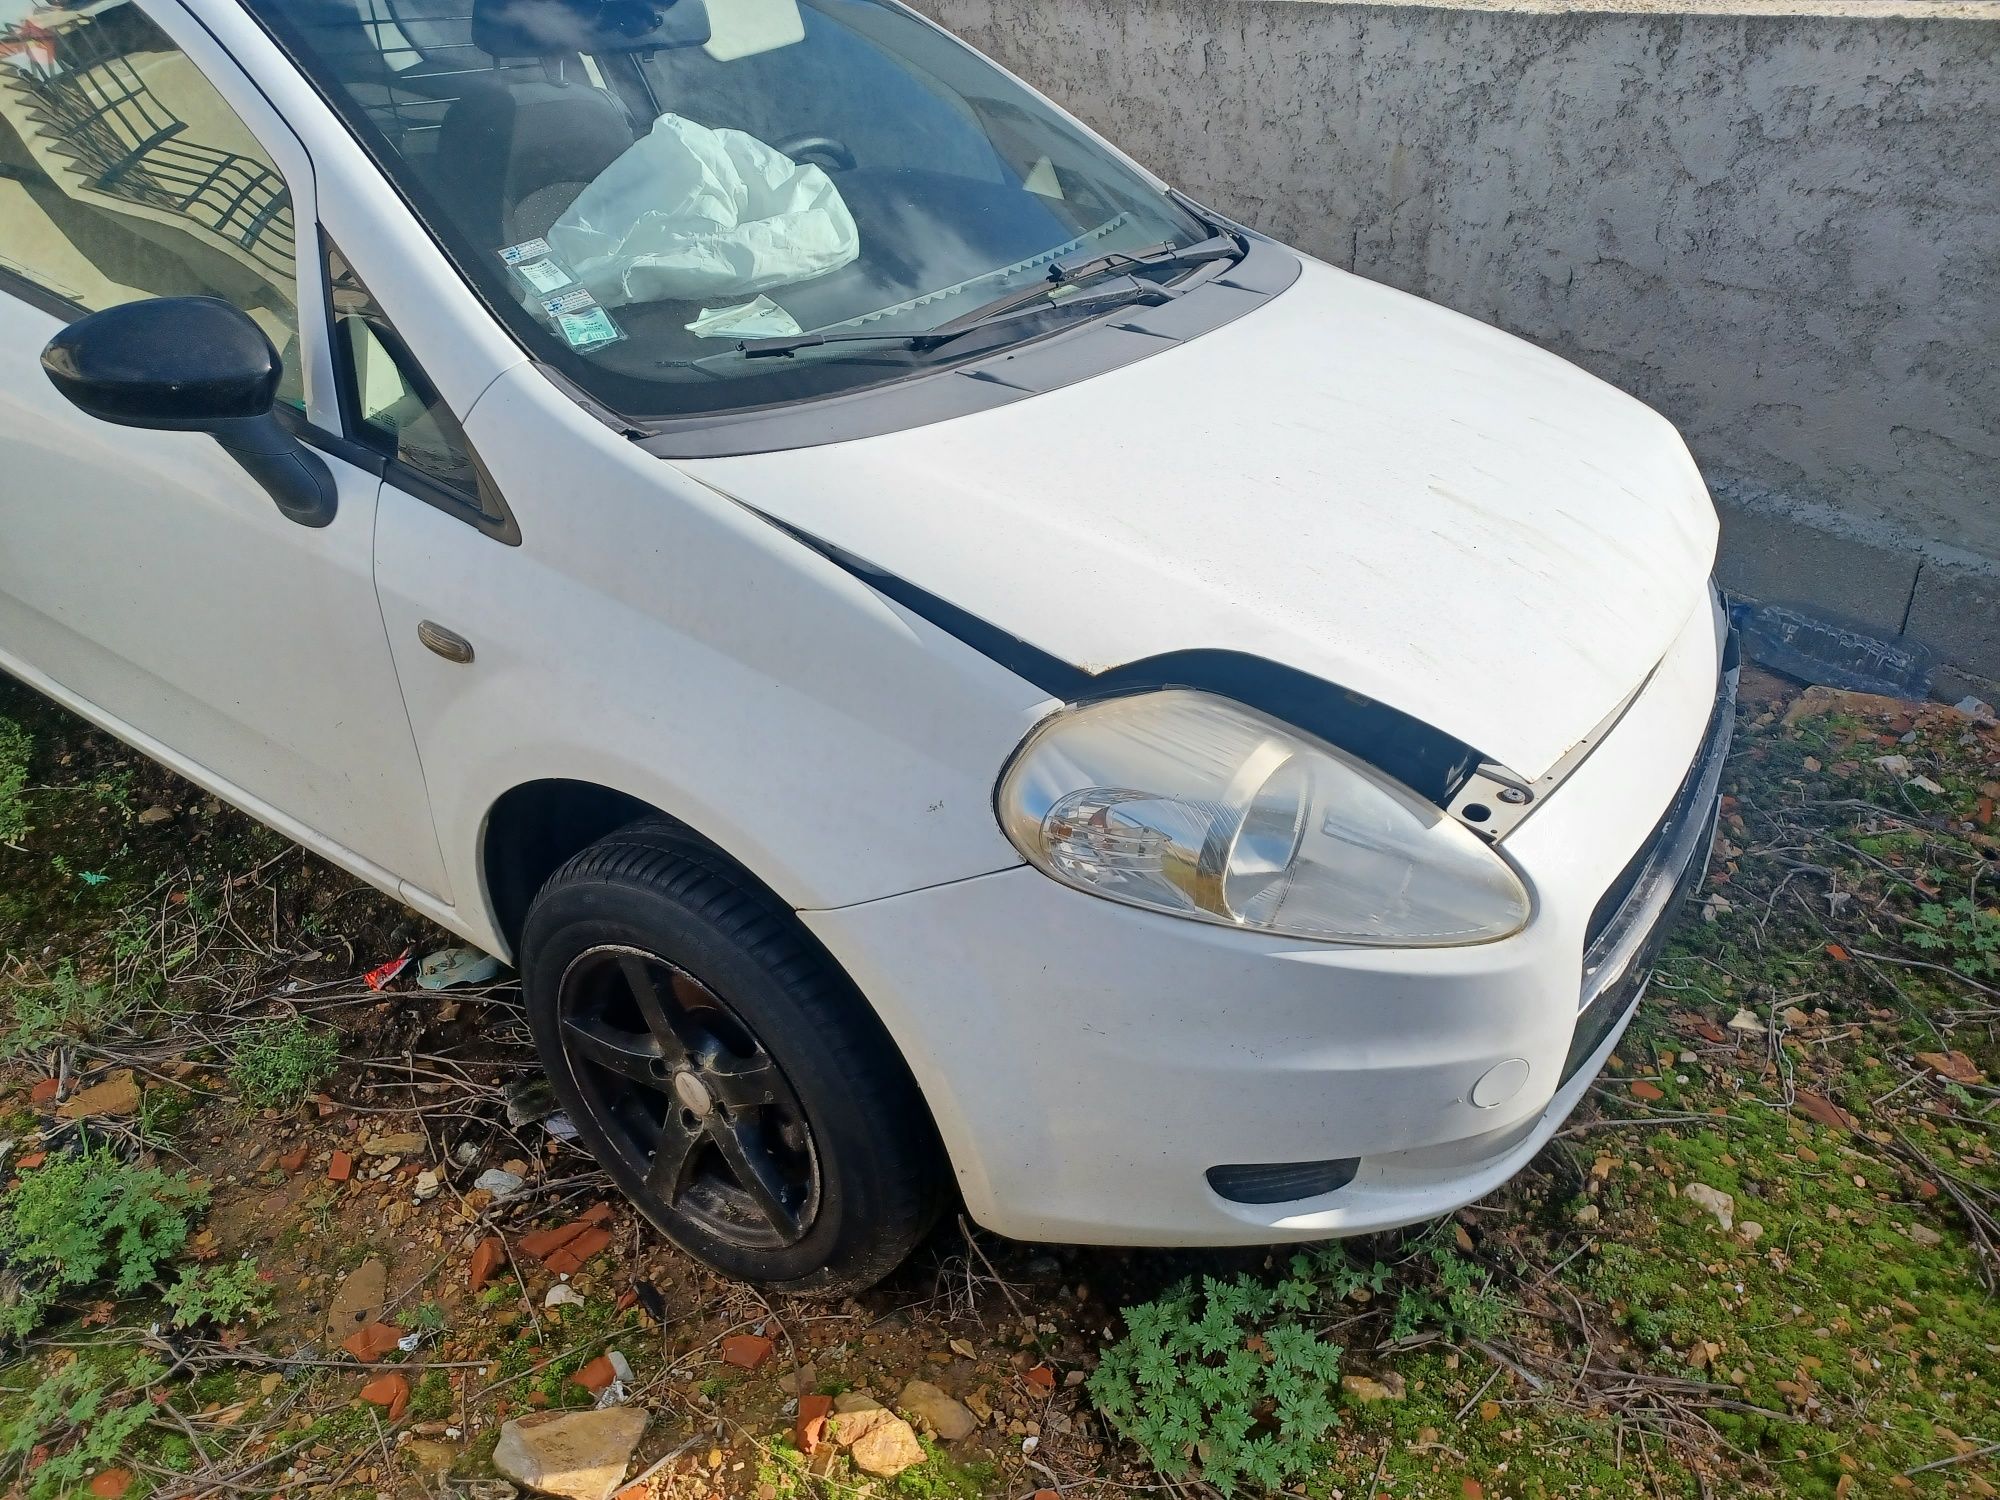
[469,1235,506,1293]
[278,1144,308,1174]
[720,1333,775,1371]
[341,1321,405,1363]
[571,1355,617,1393]
[15,1153,45,1171]
[88,1470,133,1498]
[29,1078,59,1105]
[795,1392,834,1453]
[543,1225,613,1276]
[1629,1081,1665,1102]
[328,1150,353,1182]
[358,1371,410,1421]
[1023,1365,1057,1394]
[517,1221,588,1261]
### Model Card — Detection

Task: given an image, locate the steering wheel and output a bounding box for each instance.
[774,134,858,173]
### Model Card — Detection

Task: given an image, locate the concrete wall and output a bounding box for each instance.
[914,0,2000,693]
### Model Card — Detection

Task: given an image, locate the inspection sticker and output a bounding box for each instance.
[510,258,575,296]
[555,306,624,352]
[497,237,554,266]
[540,285,600,318]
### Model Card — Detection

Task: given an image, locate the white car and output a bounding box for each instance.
[0,0,1732,1292]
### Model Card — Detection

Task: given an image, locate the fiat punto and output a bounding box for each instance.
[0,0,1732,1291]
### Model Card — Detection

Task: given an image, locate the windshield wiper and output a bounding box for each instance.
[737,232,1241,360]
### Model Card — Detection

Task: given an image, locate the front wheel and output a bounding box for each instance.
[519,821,947,1294]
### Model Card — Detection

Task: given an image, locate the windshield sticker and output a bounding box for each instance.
[539,286,602,318]
[555,306,624,352]
[497,237,554,266]
[511,258,575,296]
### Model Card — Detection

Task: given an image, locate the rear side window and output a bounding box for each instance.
[0,3,303,406]
[328,241,517,542]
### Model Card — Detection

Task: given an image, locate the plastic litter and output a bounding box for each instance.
[1736,600,1933,698]
[550,113,858,310]
[416,946,506,991]
[363,949,412,991]
[686,295,802,340]
[544,1112,580,1142]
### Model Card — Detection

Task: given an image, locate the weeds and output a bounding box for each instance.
[0,1145,206,1337]
[0,1353,163,1500]
[162,1259,273,1329]
[0,961,134,1058]
[227,1018,341,1109]
[0,716,27,847]
[1906,896,2000,980]
[1089,1263,1343,1494]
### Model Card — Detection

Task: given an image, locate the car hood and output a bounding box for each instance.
[681,257,1719,779]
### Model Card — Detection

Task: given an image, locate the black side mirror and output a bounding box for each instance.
[41,297,337,529]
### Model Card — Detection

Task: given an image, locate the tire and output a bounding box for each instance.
[520,820,948,1294]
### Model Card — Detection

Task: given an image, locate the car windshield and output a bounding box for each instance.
[248,0,1216,420]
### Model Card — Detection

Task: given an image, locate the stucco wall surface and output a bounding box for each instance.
[913,0,2000,685]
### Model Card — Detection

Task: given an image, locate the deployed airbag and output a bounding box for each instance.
[549,113,859,310]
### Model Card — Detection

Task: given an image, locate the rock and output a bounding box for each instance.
[776,1361,818,1396]
[137,806,173,825]
[1916,1050,1985,1085]
[546,1284,585,1309]
[414,1169,442,1201]
[366,1132,426,1157]
[1737,1221,1765,1244]
[844,1412,926,1478]
[328,1257,388,1335]
[720,1333,774,1370]
[1683,1182,1735,1231]
[402,1438,460,1476]
[1873,754,1912,776]
[492,1407,648,1500]
[1340,1373,1405,1402]
[1727,1008,1763,1034]
[1574,1203,1600,1226]
[55,1070,140,1120]
[898,1380,977,1440]
[832,1392,884,1415]
[476,1168,528,1200]
[1906,1223,1944,1249]
[1780,1006,1812,1028]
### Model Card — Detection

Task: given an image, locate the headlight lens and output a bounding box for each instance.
[996,690,1531,945]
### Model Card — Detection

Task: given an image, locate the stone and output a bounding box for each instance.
[366,1132,426,1157]
[1727,1008,1763,1033]
[476,1168,528,1199]
[403,1439,460,1476]
[55,1070,140,1120]
[414,1169,442,1201]
[546,1284,586,1309]
[1340,1373,1406,1402]
[1906,1223,1944,1249]
[847,1414,926,1478]
[328,1257,388,1335]
[492,1407,648,1500]
[1683,1182,1735,1231]
[897,1380,977,1441]
[1574,1203,1600,1226]
[1737,1221,1765,1244]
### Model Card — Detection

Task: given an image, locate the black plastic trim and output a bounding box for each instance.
[1207,1158,1360,1205]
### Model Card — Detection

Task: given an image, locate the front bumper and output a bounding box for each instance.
[803,594,1736,1245]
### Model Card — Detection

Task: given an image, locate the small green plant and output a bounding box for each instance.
[0,1355,164,1500]
[228,1018,341,1109]
[1907,898,2000,979]
[163,1259,273,1329]
[0,715,29,847]
[0,1144,207,1337]
[1385,1242,1507,1342]
[0,961,132,1058]
[1089,1266,1342,1495]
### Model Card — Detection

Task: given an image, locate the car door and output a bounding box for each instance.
[0,0,450,900]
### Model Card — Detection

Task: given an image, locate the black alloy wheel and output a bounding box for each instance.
[555,944,818,1249]
[521,819,947,1293]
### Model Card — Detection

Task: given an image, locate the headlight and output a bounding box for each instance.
[996,690,1531,945]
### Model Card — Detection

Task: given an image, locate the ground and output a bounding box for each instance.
[0,664,1995,1500]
